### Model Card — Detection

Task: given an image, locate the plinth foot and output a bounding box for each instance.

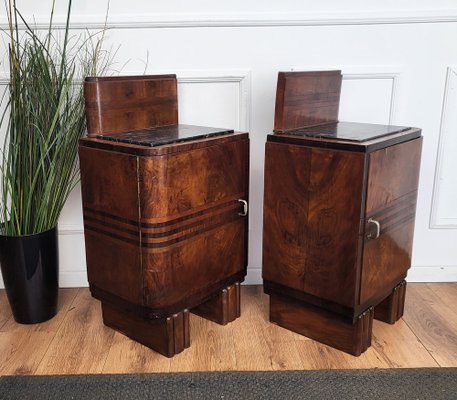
[374,280,407,324]
[191,282,241,325]
[270,294,374,356]
[101,303,190,357]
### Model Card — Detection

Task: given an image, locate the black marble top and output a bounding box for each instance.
[284,121,411,142]
[97,124,234,147]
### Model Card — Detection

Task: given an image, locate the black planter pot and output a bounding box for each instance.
[0,226,59,324]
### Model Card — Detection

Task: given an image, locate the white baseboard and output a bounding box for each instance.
[407,265,457,282]
[0,272,89,289]
[244,266,457,285]
[59,271,89,288]
[1,265,456,289]
[244,268,262,285]
[243,265,457,285]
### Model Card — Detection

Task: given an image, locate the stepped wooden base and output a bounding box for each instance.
[270,294,374,356]
[101,303,190,358]
[269,280,408,356]
[374,280,407,324]
[101,281,242,357]
[192,283,241,325]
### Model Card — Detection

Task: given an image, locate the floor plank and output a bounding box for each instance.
[34,289,115,375]
[0,291,12,330]
[0,289,79,375]
[428,282,457,306]
[0,283,454,375]
[403,283,457,367]
[371,319,439,368]
[170,314,237,372]
[227,286,274,370]
[1,289,78,334]
[254,287,307,371]
[102,332,171,374]
[295,340,390,369]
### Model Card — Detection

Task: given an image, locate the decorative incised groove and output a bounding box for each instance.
[83,206,140,246]
[374,280,407,324]
[365,191,417,237]
[191,282,241,325]
[368,191,417,219]
[142,209,239,240]
[167,310,191,356]
[381,212,416,234]
[84,200,244,250]
[83,206,139,228]
[140,194,245,227]
[84,224,140,246]
[84,196,244,231]
[378,206,415,228]
[140,200,242,234]
[142,213,241,248]
[359,306,374,352]
[83,214,140,238]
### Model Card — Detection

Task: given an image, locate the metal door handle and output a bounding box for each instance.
[237,199,248,216]
[367,218,381,239]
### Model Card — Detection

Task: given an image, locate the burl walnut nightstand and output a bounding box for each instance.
[79,75,249,357]
[262,71,422,355]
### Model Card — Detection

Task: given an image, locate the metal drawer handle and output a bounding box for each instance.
[237,199,248,216]
[367,218,381,239]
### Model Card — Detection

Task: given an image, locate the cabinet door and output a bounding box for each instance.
[360,137,422,305]
[79,146,143,305]
[139,138,249,308]
[263,142,366,307]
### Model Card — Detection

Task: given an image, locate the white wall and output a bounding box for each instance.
[1,1,457,287]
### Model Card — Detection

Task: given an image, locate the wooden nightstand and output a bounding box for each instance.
[262,71,422,355]
[79,75,249,357]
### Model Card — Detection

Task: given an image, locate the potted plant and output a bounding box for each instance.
[0,0,112,323]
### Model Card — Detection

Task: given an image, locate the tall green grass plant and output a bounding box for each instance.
[0,0,113,235]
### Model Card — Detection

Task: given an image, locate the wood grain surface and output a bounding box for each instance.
[360,138,422,306]
[274,71,342,132]
[270,294,374,356]
[263,110,422,355]
[84,75,178,136]
[403,283,457,366]
[365,137,422,214]
[262,142,366,307]
[79,73,249,357]
[0,283,452,374]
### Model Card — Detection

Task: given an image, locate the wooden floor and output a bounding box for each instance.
[0,283,456,375]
